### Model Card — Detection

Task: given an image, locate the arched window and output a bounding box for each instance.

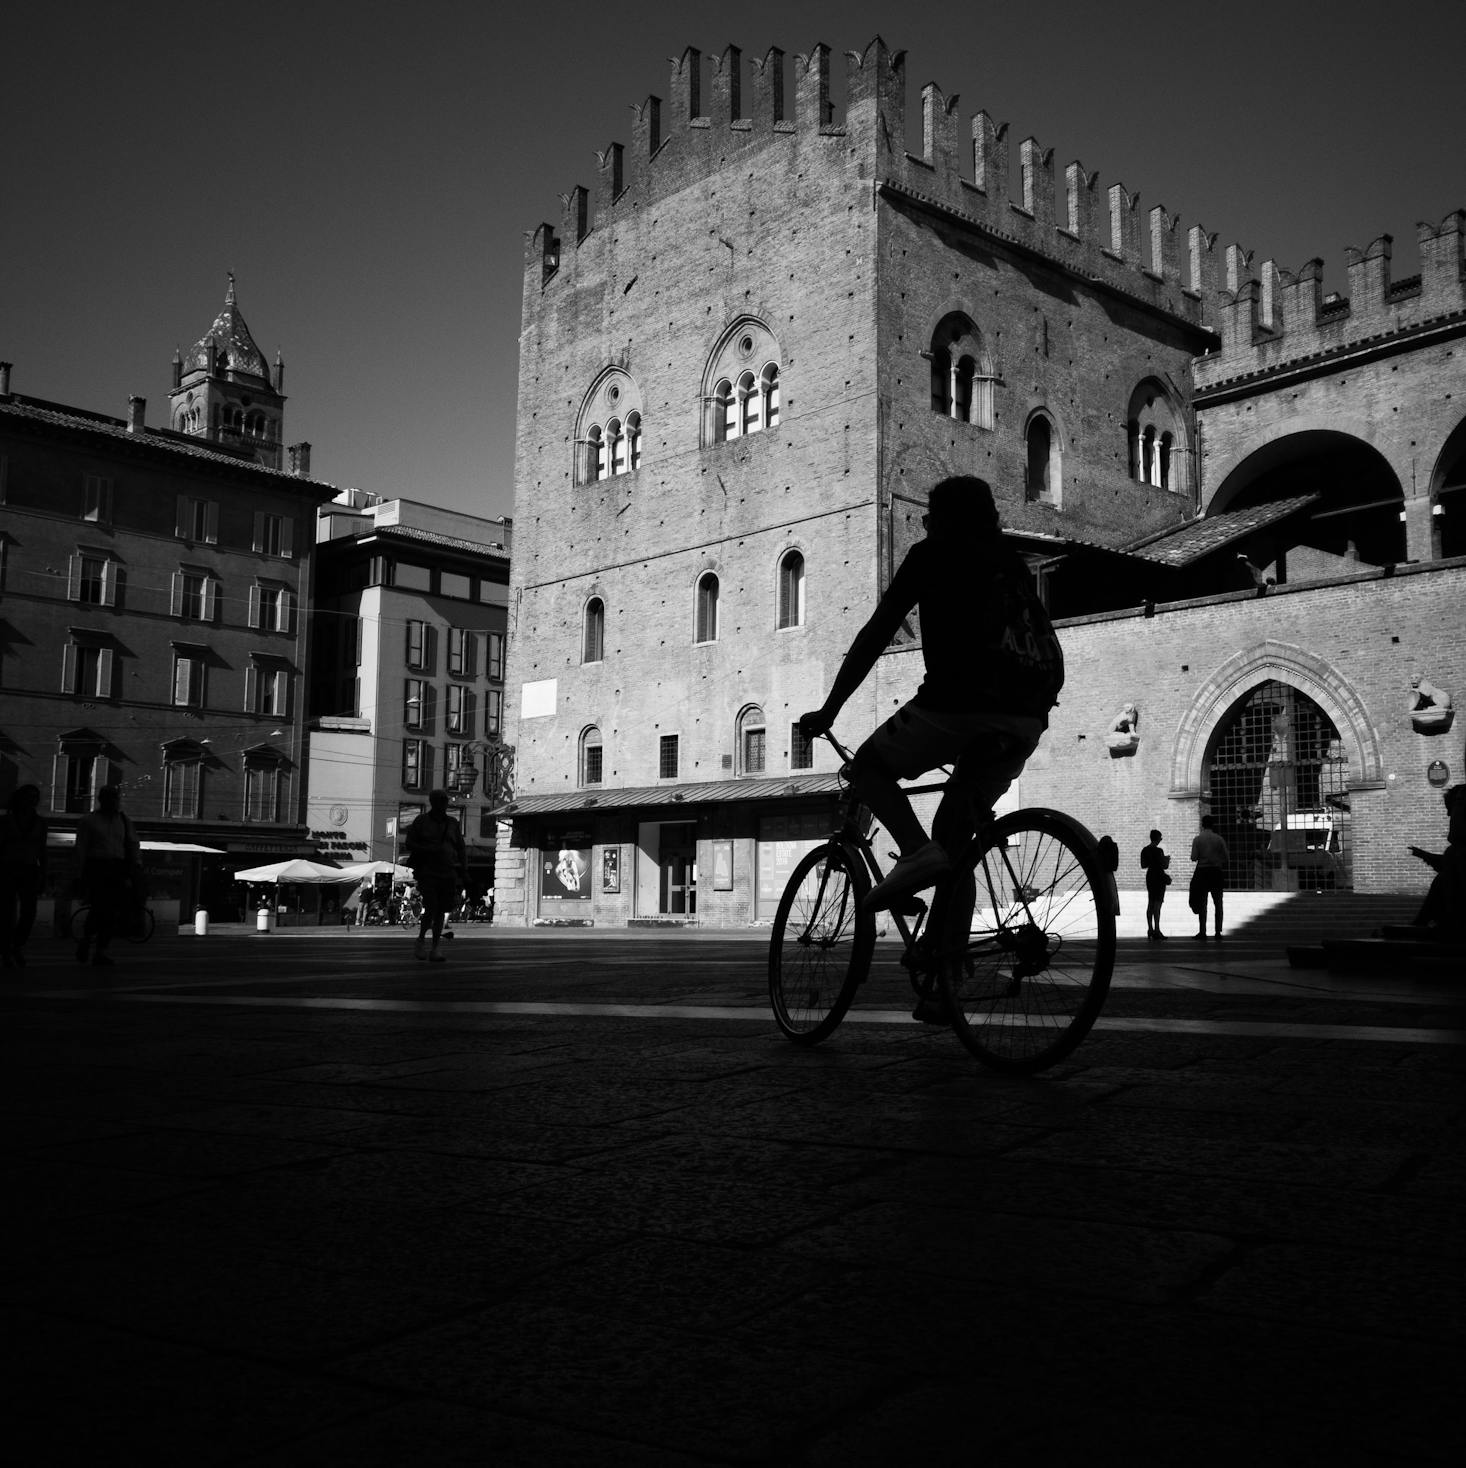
[739,371,760,436]
[695,573,719,644]
[625,411,642,471]
[582,597,604,664]
[1025,413,1057,503]
[575,369,645,485]
[579,726,604,787]
[777,550,805,629]
[703,319,782,448]
[1126,380,1187,496]
[929,313,995,430]
[714,379,736,442]
[737,705,766,776]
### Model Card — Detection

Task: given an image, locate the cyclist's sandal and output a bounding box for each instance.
[864,841,951,912]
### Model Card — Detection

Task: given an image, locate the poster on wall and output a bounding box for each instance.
[602,847,620,894]
[712,839,733,891]
[541,845,591,901]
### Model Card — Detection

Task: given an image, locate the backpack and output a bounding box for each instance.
[991,554,1066,714]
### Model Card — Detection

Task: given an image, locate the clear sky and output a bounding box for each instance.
[5,0,1461,522]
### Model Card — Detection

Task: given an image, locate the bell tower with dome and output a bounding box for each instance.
[168,274,286,470]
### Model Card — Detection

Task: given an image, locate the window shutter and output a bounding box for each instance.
[252,511,265,553]
[423,683,435,735]
[282,591,297,635]
[425,624,437,674]
[61,642,76,693]
[100,560,117,607]
[175,496,189,538]
[248,583,261,629]
[205,577,218,623]
[67,554,81,601]
[423,743,434,788]
[245,664,258,713]
[50,754,66,813]
[96,648,114,698]
[280,517,295,559]
[464,691,476,738]
[204,501,219,543]
[463,631,476,676]
[278,672,292,719]
[170,572,183,617]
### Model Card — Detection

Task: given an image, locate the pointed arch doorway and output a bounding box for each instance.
[1204,681,1352,892]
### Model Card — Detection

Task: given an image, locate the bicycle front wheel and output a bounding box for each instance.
[769,841,874,1045]
[127,907,155,944]
[940,809,1115,1073]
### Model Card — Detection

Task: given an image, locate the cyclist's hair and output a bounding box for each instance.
[928,476,1000,535]
[1200,814,1216,829]
[1149,829,1162,842]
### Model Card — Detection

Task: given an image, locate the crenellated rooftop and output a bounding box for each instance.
[525,38,1261,334]
[1194,211,1466,393]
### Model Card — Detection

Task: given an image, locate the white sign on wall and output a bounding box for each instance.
[521,678,558,719]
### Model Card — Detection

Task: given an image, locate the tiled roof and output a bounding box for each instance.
[492,772,843,817]
[0,395,335,491]
[1123,494,1320,568]
[369,525,510,558]
[183,282,270,382]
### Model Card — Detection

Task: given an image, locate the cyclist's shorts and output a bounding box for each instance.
[862,703,1043,809]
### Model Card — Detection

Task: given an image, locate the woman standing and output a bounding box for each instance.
[1139,828,1171,941]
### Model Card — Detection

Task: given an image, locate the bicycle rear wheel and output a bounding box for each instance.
[769,841,874,1044]
[939,809,1115,1073]
[126,907,155,944]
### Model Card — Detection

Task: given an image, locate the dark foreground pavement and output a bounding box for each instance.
[4,928,1464,1465]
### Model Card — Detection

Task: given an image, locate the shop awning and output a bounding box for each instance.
[490,772,842,818]
[47,833,226,854]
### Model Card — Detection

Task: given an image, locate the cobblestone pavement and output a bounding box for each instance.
[4,928,1463,1465]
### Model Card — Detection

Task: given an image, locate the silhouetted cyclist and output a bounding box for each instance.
[799,476,1064,912]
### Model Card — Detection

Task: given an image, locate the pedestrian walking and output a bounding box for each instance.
[404,790,466,963]
[0,784,48,968]
[1139,828,1171,940]
[1188,814,1228,941]
[74,786,142,966]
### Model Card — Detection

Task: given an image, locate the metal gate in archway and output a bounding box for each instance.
[1203,680,1352,891]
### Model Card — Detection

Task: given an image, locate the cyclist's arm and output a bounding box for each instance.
[803,551,921,732]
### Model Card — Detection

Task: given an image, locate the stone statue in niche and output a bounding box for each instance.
[1107,703,1141,756]
[1409,675,1454,735]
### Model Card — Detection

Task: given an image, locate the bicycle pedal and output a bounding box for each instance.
[887,894,927,917]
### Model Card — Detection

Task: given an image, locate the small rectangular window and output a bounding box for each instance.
[405,620,434,672]
[743,727,766,775]
[394,561,432,592]
[404,679,425,731]
[440,570,471,600]
[583,744,604,786]
[486,631,504,682]
[402,738,425,789]
[659,734,679,780]
[447,628,473,677]
[486,688,503,739]
[78,556,106,605]
[164,759,201,818]
[83,475,113,524]
[446,683,474,736]
[172,654,204,708]
[244,765,280,823]
[790,723,813,771]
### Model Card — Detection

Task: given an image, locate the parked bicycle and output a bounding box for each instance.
[768,731,1117,1073]
[70,903,156,945]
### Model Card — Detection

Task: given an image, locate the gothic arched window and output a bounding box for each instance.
[777,550,805,630]
[703,318,782,448]
[928,313,995,430]
[582,597,605,664]
[695,572,719,644]
[575,369,645,486]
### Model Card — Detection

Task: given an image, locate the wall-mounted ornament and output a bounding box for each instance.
[1408,675,1454,735]
[1426,760,1450,788]
[1106,703,1141,756]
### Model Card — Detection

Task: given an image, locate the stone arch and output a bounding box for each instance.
[1427,411,1466,558]
[1204,418,1399,516]
[1169,639,1382,796]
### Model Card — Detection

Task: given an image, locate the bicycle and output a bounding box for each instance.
[768,731,1117,1073]
[70,903,156,944]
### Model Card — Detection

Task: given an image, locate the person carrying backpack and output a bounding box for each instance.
[799,475,1064,914]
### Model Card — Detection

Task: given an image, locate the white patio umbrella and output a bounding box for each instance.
[336,860,416,885]
[233,858,357,884]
